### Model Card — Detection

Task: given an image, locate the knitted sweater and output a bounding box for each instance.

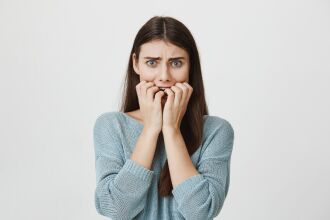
[93,111,234,220]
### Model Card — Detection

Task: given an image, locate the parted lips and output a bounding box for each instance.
[159,87,170,91]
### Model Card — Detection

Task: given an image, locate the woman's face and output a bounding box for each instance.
[132,39,190,88]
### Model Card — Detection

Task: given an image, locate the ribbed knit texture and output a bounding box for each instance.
[93,111,234,220]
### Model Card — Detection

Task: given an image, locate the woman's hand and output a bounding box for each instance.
[136,80,166,133]
[162,82,193,132]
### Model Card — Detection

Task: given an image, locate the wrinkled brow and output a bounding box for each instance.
[143,56,185,61]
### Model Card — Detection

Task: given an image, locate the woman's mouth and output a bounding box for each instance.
[159,87,170,91]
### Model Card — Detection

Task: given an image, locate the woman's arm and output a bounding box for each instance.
[93,113,155,220]
[168,118,235,220]
[130,127,160,170]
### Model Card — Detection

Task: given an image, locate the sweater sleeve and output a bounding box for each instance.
[171,119,234,220]
[93,113,154,220]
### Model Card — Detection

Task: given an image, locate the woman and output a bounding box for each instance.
[93,16,235,220]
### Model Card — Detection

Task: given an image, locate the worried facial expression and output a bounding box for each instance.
[132,39,190,90]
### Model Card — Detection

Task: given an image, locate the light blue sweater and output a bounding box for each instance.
[93,111,234,220]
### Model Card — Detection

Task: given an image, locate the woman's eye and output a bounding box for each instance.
[146,60,183,68]
[171,60,182,68]
[146,60,157,66]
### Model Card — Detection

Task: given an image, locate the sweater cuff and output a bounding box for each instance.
[122,158,154,182]
[172,174,205,199]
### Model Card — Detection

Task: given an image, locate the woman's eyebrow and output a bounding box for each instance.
[143,56,185,61]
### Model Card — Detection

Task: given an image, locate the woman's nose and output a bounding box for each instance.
[159,63,171,81]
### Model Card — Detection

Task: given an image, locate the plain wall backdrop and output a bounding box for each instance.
[1,0,329,219]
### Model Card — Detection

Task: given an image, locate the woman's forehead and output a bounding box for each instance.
[140,40,188,57]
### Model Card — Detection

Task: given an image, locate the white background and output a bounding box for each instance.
[1,0,329,219]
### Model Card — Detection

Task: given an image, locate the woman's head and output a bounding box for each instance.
[120,16,209,197]
[132,39,190,87]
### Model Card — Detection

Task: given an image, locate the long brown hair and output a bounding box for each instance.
[119,16,209,197]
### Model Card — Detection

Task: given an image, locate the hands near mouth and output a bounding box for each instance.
[136,81,193,133]
[161,82,193,131]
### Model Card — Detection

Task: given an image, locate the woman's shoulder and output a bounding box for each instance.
[199,115,235,157]
[93,111,124,130]
[94,111,141,131]
[202,114,234,138]
[95,111,121,122]
[203,114,233,128]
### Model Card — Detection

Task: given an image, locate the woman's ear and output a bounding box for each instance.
[132,53,140,75]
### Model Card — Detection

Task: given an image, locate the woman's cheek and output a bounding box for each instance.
[174,72,189,82]
[140,68,157,79]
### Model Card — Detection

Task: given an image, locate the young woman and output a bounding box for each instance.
[93,16,235,220]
